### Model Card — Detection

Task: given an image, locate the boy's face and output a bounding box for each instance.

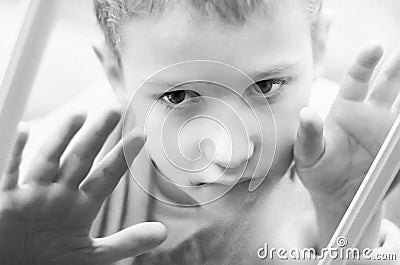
[117,0,315,204]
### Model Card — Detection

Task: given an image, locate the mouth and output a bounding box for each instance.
[194,172,257,187]
[151,159,264,206]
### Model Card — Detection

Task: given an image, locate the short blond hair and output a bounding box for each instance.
[94,0,323,64]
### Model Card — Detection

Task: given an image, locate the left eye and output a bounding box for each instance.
[253,79,286,96]
[161,90,200,105]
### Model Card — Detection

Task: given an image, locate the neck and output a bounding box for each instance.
[135,178,279,265]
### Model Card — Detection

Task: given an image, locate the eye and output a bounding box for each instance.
[161,90,200,105]
[253,79,287,97]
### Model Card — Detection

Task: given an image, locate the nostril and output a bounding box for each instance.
[199,137,216,160]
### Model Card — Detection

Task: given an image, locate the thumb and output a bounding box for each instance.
[294,107,325,169]
[92,222,167,264]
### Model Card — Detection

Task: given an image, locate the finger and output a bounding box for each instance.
[1,125,29,190]
[294,107,325,169]
[91,222,167,264]
[27,114,86,183]
[339,40,384,101]
[58,110,121,186]
[79,130,144,201]
[368,45,400,108]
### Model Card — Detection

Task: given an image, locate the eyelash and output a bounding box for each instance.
[250,78,289,102]
[157,78,290,110]
[158,90,201,110]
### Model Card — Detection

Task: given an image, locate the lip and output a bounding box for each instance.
[196,174,257,187]
[218,176,252,186]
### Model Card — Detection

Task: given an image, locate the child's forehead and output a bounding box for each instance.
[119,0,312,81]
[125,0,281,23]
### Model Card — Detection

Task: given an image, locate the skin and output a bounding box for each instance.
[0,112,167,265]
[120,0,312,201]
[0,0,400,264]
[111,0,400,259]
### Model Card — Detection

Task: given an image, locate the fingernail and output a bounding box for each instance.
[297,126,303,138]
[17,121,30,134]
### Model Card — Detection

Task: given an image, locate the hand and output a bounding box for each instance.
[0,111,167,265]
[294,41,400,206]
[293,41,400,247]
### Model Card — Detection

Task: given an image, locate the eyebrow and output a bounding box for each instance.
[145,61,300,90]
[249,61,300,81]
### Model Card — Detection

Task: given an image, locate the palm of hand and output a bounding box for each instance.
[0,112,166,265]
[295,42,400,205]
[0,184,98,264]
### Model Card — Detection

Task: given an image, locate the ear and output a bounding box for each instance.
[92,42,128,105]
[312,8,334,79]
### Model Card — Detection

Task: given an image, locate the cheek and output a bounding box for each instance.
[269,118,298,177]
[141,106,210,179]
[140,106,166,154]
[264,81,312,176]
[145,111,198,163]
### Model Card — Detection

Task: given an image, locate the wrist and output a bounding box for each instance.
[312,195,348,249]
[312,195,383,250]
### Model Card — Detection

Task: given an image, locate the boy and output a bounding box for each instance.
[1,0,400,264]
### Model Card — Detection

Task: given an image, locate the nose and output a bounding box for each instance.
[201,134,255,169]
[200,103,258,169]
[215,136,254,168]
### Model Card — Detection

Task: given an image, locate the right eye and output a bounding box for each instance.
[161,90,200,106]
